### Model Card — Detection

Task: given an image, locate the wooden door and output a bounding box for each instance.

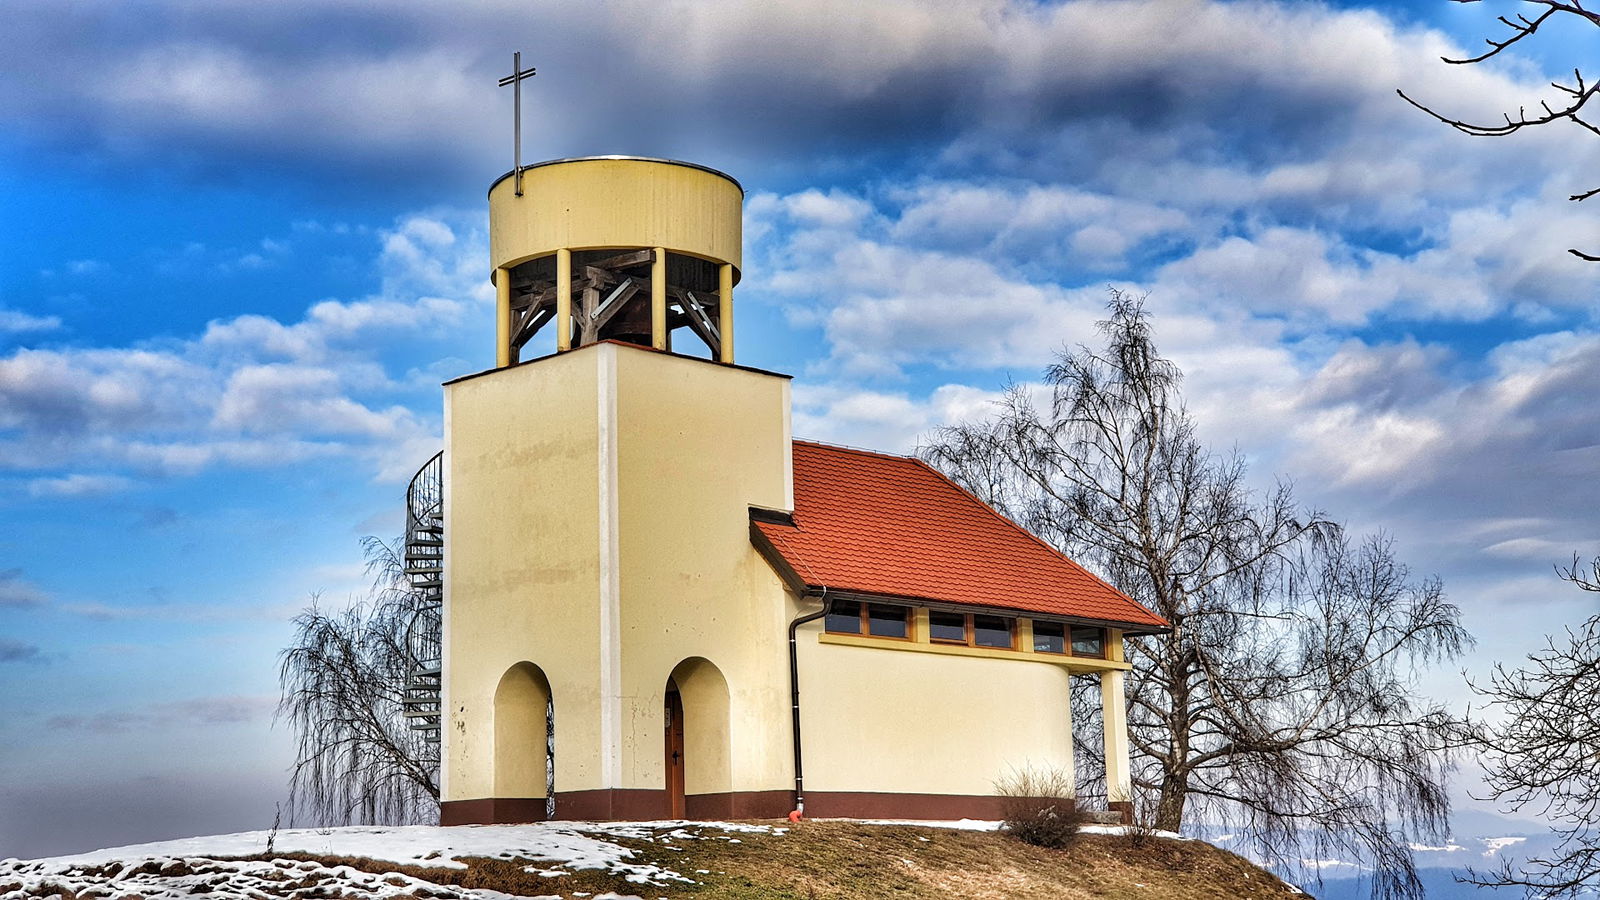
[664,687,686,818]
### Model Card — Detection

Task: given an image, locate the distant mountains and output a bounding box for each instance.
[1315,868,1523,899]
[1206,810,1568,899]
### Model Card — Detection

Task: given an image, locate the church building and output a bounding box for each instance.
[404,155,1169,825]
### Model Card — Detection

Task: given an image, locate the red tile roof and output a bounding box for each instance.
[752,441,1168,632]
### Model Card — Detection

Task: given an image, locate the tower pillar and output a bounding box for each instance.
[718,263,734,364]
[556,248,572,352]
[495,268,513,368]
[650,246,667,351]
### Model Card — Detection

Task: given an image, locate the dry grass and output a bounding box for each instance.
[197,822,1310,900]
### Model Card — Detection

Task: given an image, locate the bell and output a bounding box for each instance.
[598,294,655,348]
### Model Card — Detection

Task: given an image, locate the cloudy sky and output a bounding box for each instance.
[3,0,1599,861]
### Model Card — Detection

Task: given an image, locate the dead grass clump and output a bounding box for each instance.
[1115,790,1162,851]
[995,765,1089,850]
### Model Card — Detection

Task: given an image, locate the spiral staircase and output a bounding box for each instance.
[402,451,444,746]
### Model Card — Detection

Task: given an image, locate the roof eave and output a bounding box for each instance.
[748,522,810,596]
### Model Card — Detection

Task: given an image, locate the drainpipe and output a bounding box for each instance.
[787,587,830,820]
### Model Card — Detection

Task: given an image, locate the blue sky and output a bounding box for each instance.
[3,0,1599,864]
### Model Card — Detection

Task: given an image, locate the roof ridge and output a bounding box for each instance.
[904,456,1163,624]
[792,437,917,463]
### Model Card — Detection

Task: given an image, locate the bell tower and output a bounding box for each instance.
[441,156,798,824]
[487,156,743,365]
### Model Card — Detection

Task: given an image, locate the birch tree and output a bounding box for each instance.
[1399,0,1600,260]
[1463,556,1600,898]
[922,290,1471,899]
[277,536,439,825]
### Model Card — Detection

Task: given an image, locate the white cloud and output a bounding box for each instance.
[0,569,51,609]
[211,365,416,438]
[1,0,1584,212]
[25,474,135,498]
[0,309,62,334]
[794,382,1006,453]
[890,182,1192,270]
[0,213,485,484]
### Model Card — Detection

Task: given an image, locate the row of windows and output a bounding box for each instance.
[823,600,1107,658]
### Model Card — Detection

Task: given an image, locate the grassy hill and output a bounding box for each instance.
[0,820,1310,900]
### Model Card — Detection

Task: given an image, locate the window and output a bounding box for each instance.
[1033,621,1066,654]
[825,600,862,634]
[929,610,967,643]
[867,603,910,639]
[923,610,1018,649]
[1071,625,1106,658]
[973,615,1014,649]
[825,600,912,639]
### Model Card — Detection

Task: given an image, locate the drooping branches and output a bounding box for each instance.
[1398,1,1600,259]
[922,290,1472,900]
[276,536,439,826]
[1461,556,1600,898]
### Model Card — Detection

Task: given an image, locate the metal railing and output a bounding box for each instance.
[402,451,444,745]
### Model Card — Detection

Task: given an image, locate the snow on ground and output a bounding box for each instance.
[0,817,1195,900]
[852,819,1189,841]
[13,821,776,872]
[0,821,777,900]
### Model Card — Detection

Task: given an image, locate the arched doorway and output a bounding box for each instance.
[494,662,554,815]
[664,657,731,818]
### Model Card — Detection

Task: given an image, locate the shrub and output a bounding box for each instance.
[995,765,1088,849]
[1112,788,1161,849]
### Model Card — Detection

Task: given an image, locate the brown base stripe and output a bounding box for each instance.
[438,797,549,825]
[442,790,1088,825]
[441,789,791,825]
[685,790,794,820]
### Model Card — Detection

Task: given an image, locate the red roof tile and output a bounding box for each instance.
[753,441,1168,631]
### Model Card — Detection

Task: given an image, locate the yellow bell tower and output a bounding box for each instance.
[440,156,798,824]
[487,156,743,365]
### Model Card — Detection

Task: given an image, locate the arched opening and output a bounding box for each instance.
[494,662,554,811]
[665,657,731,817]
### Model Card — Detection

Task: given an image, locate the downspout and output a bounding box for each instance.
[787,586,830,820]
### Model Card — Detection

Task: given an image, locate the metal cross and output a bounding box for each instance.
[498,51,537,196]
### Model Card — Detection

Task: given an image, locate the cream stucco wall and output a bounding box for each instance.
[609,346,793,794]
[443,348,605,801]
[488,158,743,274]
[796,619,1078,797]
[443,342,794,803]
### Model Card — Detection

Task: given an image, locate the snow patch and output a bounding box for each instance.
[1079,825,1190,841]
[0,821,775,900]
[1481,836,1527,857]
[850,818,1004,830]
[1300,858,1363,871]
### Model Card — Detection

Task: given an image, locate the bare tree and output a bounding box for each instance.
[1398,0,1600,259]
[922,290,1472,900]
[277,536,439,825]
[1462,556,1600,898]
